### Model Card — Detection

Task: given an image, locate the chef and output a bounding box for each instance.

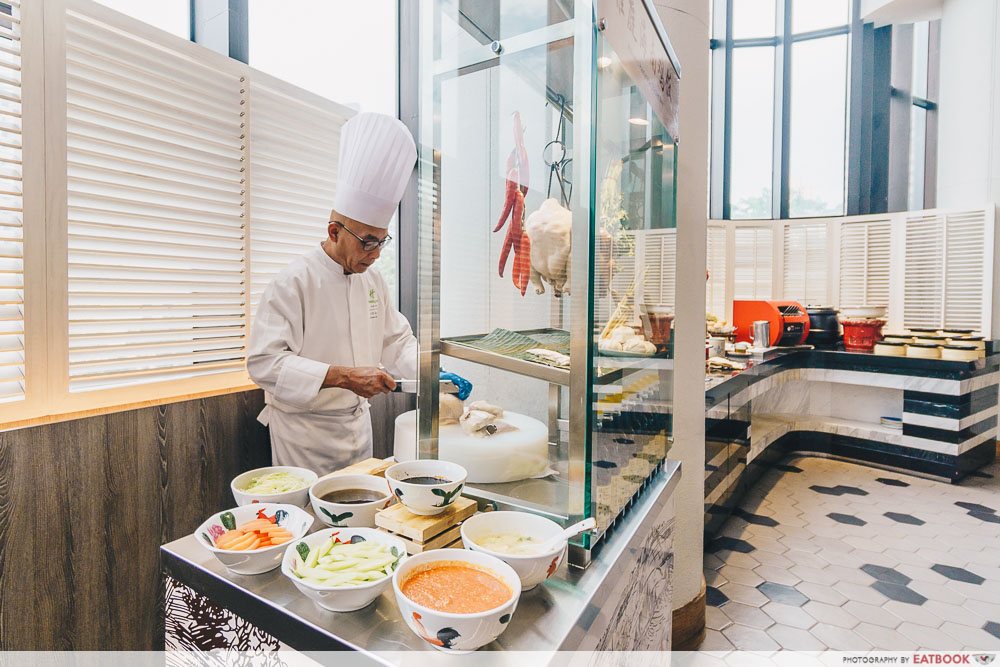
[247,112,418,472]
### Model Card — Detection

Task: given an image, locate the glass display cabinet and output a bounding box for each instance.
[413,0,681,566]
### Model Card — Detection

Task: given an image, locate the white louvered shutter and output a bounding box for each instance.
[605,230,636,323]
[782,222,827,306]
[733,226,772,299]
[642,228,676,310]
[706,225,726,319]
[65,9,248,392]
[0,1,22,402]
[839,219,890,312]
[942,210,987,331]
[902,209,989,332]
[902,212,944,329]
[248,80,351,318]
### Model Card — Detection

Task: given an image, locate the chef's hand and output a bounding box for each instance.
[324,366,396,398]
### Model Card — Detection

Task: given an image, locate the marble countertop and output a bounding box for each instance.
[705,344,1000,409]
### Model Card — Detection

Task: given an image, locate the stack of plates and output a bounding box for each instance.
[880,416,902,430]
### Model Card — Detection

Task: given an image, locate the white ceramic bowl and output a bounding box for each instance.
[231,466,317,507]
[393,549,521,653]
[309,474,396,528]
[385,460,467,516]
[281,527,408,612]
[460,511,566,591]
[839,305,887,319]
[195,503,313,575]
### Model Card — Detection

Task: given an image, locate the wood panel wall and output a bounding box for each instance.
[0,388,413,649]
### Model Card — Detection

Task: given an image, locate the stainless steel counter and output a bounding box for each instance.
[161,460,681,661]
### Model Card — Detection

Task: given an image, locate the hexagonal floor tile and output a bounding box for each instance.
[721,623,780,650]
[705,605,733,631]
[757,581,808,606]
[706,585,729,607]
[699,628,735,650]
[860,564,911,585]
[827,512,866,526]
[803,600,859,629]
[872,581,928,605]
[754,564,802,586]
[843,600,902,628]
[761,602,816,629]
[955,501,996,514]
[884,512,925,526]
[720,582,770,607]
[876,477,910,487]
[853,622,919,650]
[835,581,890,606]
[766,623,827,650]
[931,563,986,585]
[883,600,943,627]
[719,601,774,629]
[718,564,764,588]
[896,622,960,650]
[790,565,839,586]
[938,621,1000,649]
[810,623,873,650]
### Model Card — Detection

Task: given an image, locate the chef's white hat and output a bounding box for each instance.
[333,112,417,229]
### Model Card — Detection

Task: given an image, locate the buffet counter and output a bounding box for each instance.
[704,345,999,535]
[161,460,681,659]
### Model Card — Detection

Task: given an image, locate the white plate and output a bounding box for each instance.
[597,348,655,358]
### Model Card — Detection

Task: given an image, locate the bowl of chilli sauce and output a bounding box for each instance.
[309,474,396,528]
[393,549,521,652]
[385,460,468,516]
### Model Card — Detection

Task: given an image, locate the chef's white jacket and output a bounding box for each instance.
[247,244,417,473]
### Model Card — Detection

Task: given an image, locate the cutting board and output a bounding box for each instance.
[316,457,394,482]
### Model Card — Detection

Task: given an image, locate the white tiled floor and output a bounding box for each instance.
[701,455,1000,651]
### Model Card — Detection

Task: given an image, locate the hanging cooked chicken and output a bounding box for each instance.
[526,198,572,297]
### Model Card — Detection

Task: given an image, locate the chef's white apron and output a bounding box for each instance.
[258,403,373,475]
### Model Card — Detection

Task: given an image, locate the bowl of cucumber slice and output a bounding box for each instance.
[281,527,409,612]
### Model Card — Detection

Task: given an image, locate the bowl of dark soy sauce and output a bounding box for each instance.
[385,460,468,516]
[309,474,397,528]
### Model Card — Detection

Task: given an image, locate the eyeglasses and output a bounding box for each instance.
[332,221,392,252]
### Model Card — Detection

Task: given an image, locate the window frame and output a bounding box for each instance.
[710,0,856,220]
[3,0,357,428]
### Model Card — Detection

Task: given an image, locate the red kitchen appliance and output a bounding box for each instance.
[733,300,810,347]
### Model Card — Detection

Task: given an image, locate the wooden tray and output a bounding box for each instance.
[375,496,477,542]
[394,524,463,555]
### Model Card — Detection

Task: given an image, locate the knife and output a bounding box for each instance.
[390,379,460,394]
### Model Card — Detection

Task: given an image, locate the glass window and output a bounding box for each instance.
[93,0,189,39]
[791,0,848,34]
[730,47,775,219]
[788,35,847,217]
[248,0,399,301]
[908,106,927,211]
[733,0,776,40]
[911,22,929,99]
[248,0,396,114]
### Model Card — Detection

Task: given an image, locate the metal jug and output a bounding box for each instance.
[751,320,771,348]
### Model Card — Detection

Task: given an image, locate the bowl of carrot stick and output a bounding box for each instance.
[194,503,314,575]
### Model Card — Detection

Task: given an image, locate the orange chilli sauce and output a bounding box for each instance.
[401,563,511,613]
